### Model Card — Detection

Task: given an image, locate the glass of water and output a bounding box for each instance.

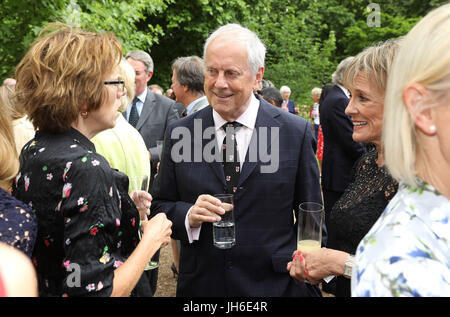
[213,194,235,249]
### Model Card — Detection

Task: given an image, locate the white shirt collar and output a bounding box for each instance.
[136,88,148,103]
[212,93,259,131]
[337,84,350,98]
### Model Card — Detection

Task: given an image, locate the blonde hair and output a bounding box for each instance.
[118,59,136,113]
[383,3,450,187]
[14,23,122,133]
[0,95,19,191]
[0,84,24,120]
[343,38,401,94]
[311,87,322,98]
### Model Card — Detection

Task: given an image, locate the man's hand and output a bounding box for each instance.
[188,194,226,228]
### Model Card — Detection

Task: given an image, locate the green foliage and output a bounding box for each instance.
[1,0,447,108]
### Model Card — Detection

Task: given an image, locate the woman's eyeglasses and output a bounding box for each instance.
[104,80,125,92]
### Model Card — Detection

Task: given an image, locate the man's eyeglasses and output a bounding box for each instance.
[104,80,125,92]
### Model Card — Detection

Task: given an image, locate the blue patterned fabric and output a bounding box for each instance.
[352,181,450,297]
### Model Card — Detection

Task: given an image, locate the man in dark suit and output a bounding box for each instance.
[151,23,323,297]
[124,50,180,188]
[319,57,366,293]
[124,50,179,297]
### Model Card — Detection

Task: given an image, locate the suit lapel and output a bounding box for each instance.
[238,98,280,187]
[136,88,155,131]
[200,107,226,186]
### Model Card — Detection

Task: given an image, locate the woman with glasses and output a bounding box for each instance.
[12,23,172,297]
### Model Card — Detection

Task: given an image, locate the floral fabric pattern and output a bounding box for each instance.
[0,187,37,258]
[13,128,139,297]
[352,181,450,297]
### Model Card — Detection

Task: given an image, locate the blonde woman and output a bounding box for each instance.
[287,39,400,297]
[0,84,35,155]
[13,24,172,297]
[0,89,37,258]
[353,3,450,296]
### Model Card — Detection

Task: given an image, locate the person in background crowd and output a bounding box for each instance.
[152,23,323,297]
[353,3,450,296]
[280,85,296,114]
[288,38,400,297]
[0,84,35,155]
[149,84,164,95]
[168,55,210,276]
[171,56,209,117]
[259,86,283,108]
[0,88,37,258]
[13,23,172,297]
[124,50,180,191]
[165,88,176,101]
[310,87,322,140]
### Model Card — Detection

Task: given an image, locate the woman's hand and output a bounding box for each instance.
[287,248,349,284]
[130,190,152,220]
[140,213,172,249]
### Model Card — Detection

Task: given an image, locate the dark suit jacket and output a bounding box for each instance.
[287,99,296,114]
[319,85,366,192]
[173,102,186,117]
[124,88,179,186]
[151,95,323,297]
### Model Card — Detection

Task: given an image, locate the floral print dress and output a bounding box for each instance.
[13,128,140,297]
[352,181,450,297]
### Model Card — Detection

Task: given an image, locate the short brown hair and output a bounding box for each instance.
[15,23,122,133]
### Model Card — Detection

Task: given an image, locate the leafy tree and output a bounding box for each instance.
[0,0,67,79]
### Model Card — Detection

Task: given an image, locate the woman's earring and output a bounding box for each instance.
[429,125,437,134]
[81,111,89,119]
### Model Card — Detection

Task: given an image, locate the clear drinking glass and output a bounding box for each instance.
[156,140,163,159]
[297,202,324,252]
[129,175,159,270]
[213,194,235,249]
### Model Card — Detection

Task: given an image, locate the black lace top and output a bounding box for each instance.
[327,146,398,297]
[13,128,139,297]
[328,147,398,254]
[0,186,37,258]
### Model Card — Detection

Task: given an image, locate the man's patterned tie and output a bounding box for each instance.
[222,122,243,194]
[129,97,140,128]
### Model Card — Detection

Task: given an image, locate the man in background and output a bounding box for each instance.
[170,56,209,117]
[124,49,180,297]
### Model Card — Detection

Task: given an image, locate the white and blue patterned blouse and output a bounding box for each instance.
[352,181,450,297]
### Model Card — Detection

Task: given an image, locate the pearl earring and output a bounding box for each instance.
[429,125,436,134]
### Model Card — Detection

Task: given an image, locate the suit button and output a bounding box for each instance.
[227,261,233,269]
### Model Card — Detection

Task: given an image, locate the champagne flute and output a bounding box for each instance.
[297,202,324,251]
[130,175,159,270]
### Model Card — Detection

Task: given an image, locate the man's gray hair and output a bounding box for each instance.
[125,50,154,73]
[331,56,354,86]
[203,23,266,76]
[172,56,205,94]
